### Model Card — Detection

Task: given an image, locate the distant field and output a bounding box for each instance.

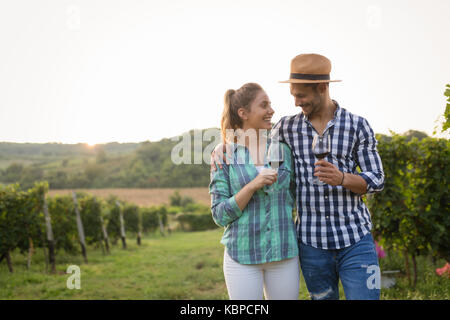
[48,188,211,207]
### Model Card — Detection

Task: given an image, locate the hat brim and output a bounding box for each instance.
[279,79,342,84]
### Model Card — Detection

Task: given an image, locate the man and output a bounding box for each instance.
[212,53,384,300]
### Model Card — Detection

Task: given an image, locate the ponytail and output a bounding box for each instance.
[221,89,237,144]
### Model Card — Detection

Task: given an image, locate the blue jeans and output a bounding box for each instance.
[299,232,380,300]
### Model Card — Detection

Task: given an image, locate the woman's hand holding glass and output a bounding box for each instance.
[249,169,278,192]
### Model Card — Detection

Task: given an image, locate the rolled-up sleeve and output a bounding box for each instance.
[356,117,385,194]
[209,161,243,227]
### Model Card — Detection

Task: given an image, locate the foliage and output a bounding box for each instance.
[368,134,450,286]
[176,213,219,232]
[182,202,210,214]
[141,206,160,233]
[76,193,104,246]
[175,200,217,231]
[159,205,168,227]
[0,129,218,189]
[104,196,123,243]
[402,130,428,142]
[140,205,168,233]
[411,138,449,260]
[169,190,195,207]
[442,84,450,132]
[0,182,47,257]
[46,194,78,254]
[122,202,140,234]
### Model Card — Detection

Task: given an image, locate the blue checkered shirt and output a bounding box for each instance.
[271,101,384,250]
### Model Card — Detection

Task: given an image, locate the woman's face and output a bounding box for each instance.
[239,90,274,131]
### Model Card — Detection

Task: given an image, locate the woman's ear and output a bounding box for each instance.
[237,107,248,121]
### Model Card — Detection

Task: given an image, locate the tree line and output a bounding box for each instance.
[0,129,216,190]
[0,129,435,190]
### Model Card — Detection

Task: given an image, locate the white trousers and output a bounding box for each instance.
[223,249,300,300]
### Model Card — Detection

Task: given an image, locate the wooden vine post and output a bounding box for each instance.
[99,214,110,254]
[137,228,142,246]
[116,201,127,249]
[43,196,56,273]
[159,215,165,237]
[72,192,88,263]
[93,198,110,254]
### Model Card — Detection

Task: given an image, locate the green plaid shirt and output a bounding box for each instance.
[209,140,299,264]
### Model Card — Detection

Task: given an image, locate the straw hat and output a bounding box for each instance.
[279,53,342,83]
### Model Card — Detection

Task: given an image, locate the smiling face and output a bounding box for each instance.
[238,90,274,131]
[290,83,326,118]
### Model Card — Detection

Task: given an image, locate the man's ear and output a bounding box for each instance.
[317,83,328,94]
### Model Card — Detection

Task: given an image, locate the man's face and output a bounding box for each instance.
[290,83,323,117]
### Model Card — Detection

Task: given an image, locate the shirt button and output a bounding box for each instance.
[326,215,330,219]
[325,196,329,200]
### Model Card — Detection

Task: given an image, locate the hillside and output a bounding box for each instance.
[0,128,220,189]
[0,128,428,190]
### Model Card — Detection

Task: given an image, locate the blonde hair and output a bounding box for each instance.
[221,83,263,144]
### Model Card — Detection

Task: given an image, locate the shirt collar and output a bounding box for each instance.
[333,100,342,119]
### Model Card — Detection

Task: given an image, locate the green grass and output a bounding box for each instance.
[0,230,226,299]
[378,250,450,300]
[0,229,448,300]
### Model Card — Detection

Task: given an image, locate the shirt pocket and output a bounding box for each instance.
[331,131,358,172]
[274,166,291,190]
[229,164,255,193]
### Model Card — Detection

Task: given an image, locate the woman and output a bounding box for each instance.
[209,83,299,300]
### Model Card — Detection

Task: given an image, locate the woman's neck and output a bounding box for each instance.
[238,128,267,165]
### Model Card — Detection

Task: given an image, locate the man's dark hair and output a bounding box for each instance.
[304,82,329,92]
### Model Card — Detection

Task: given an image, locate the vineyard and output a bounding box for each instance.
[0,184,216,274]
[369,134,449,287]
[1,91,450,298]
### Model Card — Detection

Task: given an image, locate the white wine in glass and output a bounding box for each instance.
[266,142,284,192]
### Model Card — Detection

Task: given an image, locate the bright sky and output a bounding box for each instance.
[1,0,449,145]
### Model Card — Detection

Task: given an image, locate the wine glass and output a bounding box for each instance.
[311,132,331,185]
[264,142,284,192]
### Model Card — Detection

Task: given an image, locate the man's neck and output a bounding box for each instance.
[309,99,336,122]
[308,99,337,135]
